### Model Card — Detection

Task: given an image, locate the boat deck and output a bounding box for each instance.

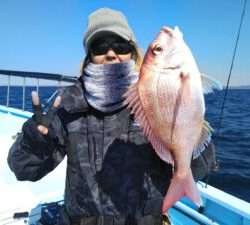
[0,105,250,225]
[0,106,66,224]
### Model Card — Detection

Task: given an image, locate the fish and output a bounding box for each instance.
[123,26,222,214]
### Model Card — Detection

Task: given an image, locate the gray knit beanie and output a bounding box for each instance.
[83,8,136,53]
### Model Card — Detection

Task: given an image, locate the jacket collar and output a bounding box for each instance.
[60,79,89,113]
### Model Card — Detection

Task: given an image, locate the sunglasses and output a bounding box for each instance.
[90,40,133,56]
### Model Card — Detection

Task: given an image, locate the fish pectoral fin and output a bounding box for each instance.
[123,83,173,164]
[201,73,223,94]
[192,120,213,159]
[162,169,202,214]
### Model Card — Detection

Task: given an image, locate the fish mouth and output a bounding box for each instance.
[143,58,160,68]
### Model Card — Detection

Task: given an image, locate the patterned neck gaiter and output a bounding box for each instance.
[82,60,138,113]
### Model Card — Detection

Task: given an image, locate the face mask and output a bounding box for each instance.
[82,60,138,113]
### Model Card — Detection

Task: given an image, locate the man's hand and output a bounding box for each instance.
[31,91,61,135]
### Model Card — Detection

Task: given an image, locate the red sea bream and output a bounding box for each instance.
[124,26,222,213]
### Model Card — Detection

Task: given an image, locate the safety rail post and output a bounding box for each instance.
[22,77,26,111]
[7,75,10,108]
[36,78,40,95]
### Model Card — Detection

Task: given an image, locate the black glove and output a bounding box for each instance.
[31,91,61,135]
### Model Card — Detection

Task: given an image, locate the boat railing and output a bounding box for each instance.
[0,69,77,111]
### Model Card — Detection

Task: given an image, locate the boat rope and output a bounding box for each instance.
[205,0,248,187]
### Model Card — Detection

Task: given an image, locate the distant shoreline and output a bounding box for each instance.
[227,85,250,89]
[2,85,250,89]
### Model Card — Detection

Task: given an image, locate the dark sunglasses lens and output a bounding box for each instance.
[113,42,132,54]
[90,41,132,55]
[90,42,109,55]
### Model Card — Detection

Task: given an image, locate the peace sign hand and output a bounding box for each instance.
[31,91,61,135]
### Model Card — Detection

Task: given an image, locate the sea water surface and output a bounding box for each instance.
[0,86,250,203]
[205,89,250,203]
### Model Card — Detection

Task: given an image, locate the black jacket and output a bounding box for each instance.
[8,79,215,222]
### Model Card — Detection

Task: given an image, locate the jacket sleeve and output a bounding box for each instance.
[7,111,68,182]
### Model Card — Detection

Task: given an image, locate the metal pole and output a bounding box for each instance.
[22,77,26,111]
[7,75,10,107]
[36,78,39,94]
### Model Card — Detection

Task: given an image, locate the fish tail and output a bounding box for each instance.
[161,169,202,214]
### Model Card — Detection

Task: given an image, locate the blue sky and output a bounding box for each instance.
[0,0,249,86]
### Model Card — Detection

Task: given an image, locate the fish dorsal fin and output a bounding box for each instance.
[123,83,174,164]
[201,74,223,94]
[173,26,183,38]
[192,120,213,159]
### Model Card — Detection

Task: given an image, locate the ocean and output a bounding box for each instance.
[0,86,250,203]
[205,89,250,203]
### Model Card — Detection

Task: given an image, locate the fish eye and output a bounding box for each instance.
[152,44,163,56]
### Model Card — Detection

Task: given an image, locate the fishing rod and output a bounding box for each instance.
[205,0,248,186]
[216,0,248,137]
